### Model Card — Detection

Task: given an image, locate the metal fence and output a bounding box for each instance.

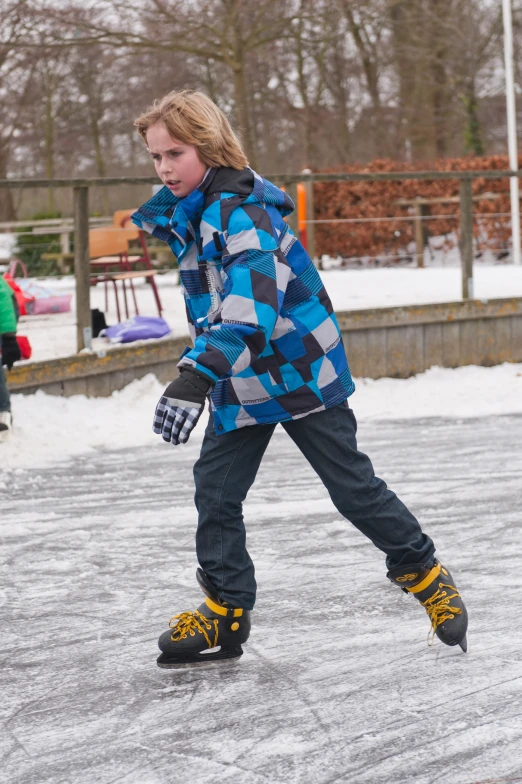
[1,169,521,352]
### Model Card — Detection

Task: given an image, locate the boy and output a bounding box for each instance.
[132,90,468,669]
[0,276,20,442]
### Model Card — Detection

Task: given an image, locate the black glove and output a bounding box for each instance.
[1,333,21,370]
[153,367,213,445]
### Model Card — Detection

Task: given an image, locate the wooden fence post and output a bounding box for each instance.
[459,178,474,299]
[414,201,425,268]
[73,186,92,351]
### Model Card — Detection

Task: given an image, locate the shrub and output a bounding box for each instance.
[312,156,515,261]
[13,211,68,276]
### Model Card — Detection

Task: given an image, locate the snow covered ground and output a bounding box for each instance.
[9,263,522,362]
[2,401,522,783]
[1,362,522,472]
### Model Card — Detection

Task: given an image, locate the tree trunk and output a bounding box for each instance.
[328,41,352,161]
[430,0,449,157]
[295,22,312,168]
[232,57,257,168]
[463,81,485,155]
[389,0,433,159]
[231,6,257,168]
[204,58,219,104]
[89,105,110,214]
[0,148,16,221]
[342,2,382,154]
[389,0,414,157]
[44,90,55,213]
[343,3,381,111]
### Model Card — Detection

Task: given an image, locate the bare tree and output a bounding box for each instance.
[31,0,301,168]
[0,0,37,219]
[2,0,517,221]
[32,46,73,211]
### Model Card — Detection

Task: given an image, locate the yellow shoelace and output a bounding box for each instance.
[422,582,462,645]
[169,610,219,649]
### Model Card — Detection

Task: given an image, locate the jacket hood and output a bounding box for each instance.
[204,166,255,198]
[131,167,294,241]
[238,168,295,218]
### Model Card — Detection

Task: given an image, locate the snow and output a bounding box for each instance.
[1,362,522,472]
[0,234,16,261]
[11,263,522,362]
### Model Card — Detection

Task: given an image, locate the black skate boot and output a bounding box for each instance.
[157,568,251,669]
[387,560,468,652]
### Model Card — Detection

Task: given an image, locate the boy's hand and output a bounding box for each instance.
[153,367,213,445]
[1,333,22,370]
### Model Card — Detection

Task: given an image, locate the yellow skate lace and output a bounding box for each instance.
[169,610,219,649]
[422,582,462,645]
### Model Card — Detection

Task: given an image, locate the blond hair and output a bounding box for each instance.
[134,89,248,170]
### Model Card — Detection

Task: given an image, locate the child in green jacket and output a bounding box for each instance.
[0,276,21,440]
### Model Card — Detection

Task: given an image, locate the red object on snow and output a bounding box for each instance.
[16,335,32,360]
[2,259,71,315]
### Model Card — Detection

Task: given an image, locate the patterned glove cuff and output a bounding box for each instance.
[162,367,213,405]
[179,366,215,392]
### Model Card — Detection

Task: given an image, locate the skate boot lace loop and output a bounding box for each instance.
[169,610,219,648]
[422,582,462,645]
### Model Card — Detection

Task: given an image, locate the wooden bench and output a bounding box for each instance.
[89,226,163,320]
[89,255,142,267]
[106,269,159,282]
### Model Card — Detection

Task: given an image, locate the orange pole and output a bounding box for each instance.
[297,183,307,249]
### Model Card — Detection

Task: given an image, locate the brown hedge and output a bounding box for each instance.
[312,156,517,261]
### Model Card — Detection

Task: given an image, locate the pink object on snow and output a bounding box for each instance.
[7,260,72,315]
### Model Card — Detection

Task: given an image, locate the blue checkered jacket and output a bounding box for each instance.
[132,167,355,433]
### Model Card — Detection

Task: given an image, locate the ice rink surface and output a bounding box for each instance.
[2,413,522,784]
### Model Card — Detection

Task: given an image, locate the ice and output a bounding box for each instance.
[2,411,522,783]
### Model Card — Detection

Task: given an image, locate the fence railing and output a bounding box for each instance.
[1,169,521,352]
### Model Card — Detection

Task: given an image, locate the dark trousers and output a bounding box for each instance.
[193,402,435,610]
[0,365,10,412]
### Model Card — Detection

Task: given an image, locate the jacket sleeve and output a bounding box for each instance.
[0,279,17,335]
[178,204,292,382]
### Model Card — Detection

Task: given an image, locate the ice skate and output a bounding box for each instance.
[387,560,468,652]
[0,411,12,443]
[157,568,251,669]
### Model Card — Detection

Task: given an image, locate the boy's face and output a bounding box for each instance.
[146,122,207,198]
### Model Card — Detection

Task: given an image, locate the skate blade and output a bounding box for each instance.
[157,645,243,670]
[157,655,242,670]
[459,635,468,653]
